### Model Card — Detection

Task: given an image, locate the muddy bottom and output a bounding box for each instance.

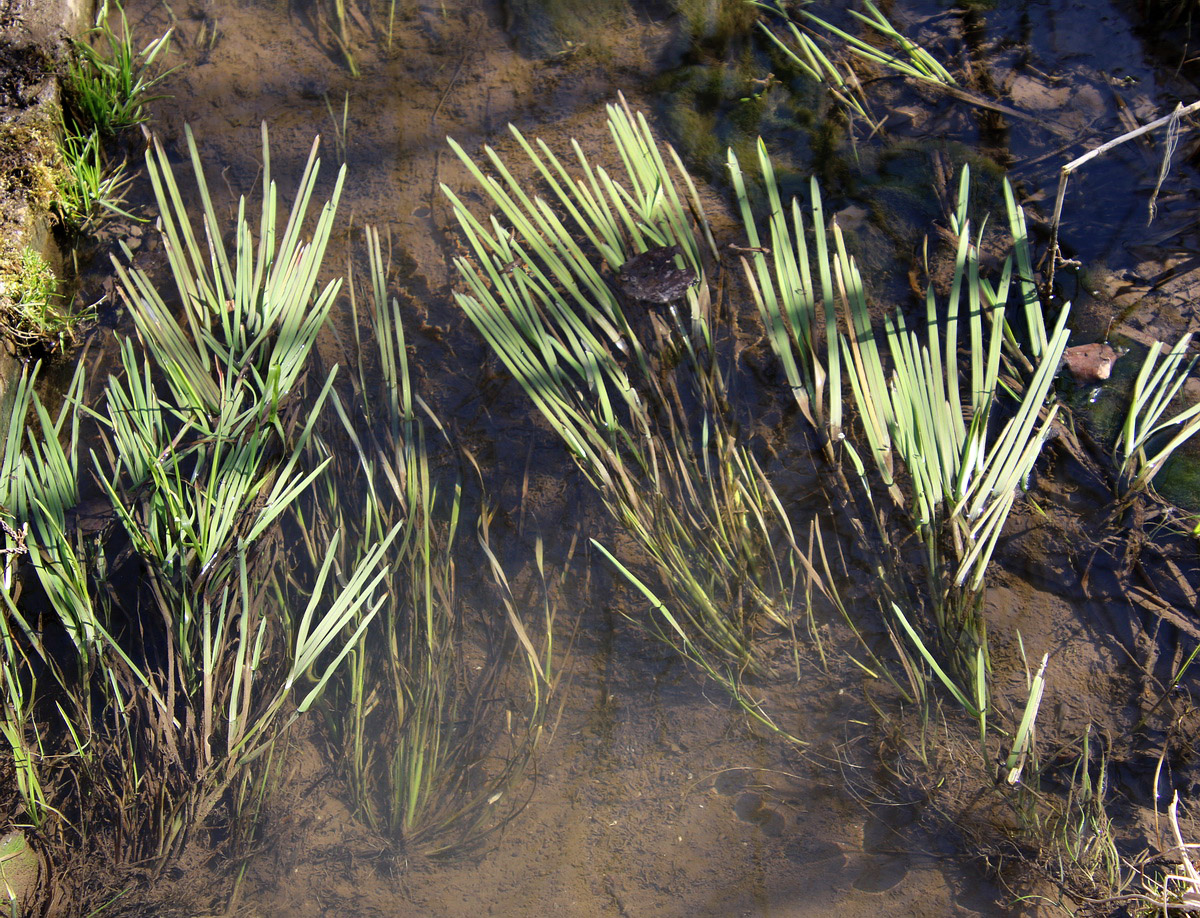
[236,628,1009,918]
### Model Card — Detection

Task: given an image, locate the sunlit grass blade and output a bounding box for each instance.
[121,124,346,419]
[842,0,956,84]
[753,17,877,127]
[1004,652,1048,785]
[752,0,955,127]
[1002,179,1047,363]
[446,100,809,676]
[1116,333,1200,492]
[729,147,840,437]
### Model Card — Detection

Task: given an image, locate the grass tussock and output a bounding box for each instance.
[0,125,553,910]
[444,98,838,740]
[0,124,372,872]
[66,0,175,137]
[445,96,1058,749]
[296,225,554,854]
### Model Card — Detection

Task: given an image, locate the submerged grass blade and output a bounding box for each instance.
[297,225,553,852]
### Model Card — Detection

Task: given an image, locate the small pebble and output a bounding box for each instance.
[1063,342,1124,382]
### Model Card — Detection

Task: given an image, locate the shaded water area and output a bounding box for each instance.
[15,0,1200,914]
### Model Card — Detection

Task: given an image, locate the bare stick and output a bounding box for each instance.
[1046,98,1200,294]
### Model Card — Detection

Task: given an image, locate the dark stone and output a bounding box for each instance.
[615,244,697,304]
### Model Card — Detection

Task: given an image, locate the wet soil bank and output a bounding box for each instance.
[0,0,93,437]
[6,0,1200,915]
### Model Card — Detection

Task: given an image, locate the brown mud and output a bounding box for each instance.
[32,0,1200,915]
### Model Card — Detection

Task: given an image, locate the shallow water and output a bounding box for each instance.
[73,0,1200,914]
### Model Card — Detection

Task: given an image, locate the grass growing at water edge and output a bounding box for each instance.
[54,121,138,234]
[0,247,89,353]
[66,0,175,136]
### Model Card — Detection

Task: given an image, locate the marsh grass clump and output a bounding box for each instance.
[0,127,401,908]
[65,0,174,137]
[0,247,86,353]
[0,120,557,908]
[52,0,165,240]
[295,226,555,854]
[445,97,873,738]
[752,0,955,132]
[52,122,137,235]
[729,146,1081,846]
